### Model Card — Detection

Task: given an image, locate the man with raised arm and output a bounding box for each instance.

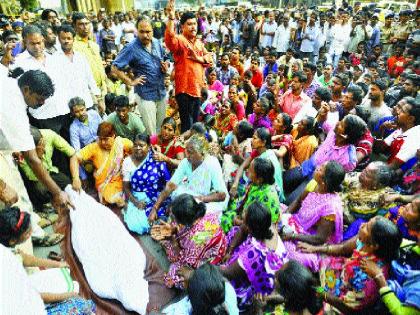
[165,0,214,132]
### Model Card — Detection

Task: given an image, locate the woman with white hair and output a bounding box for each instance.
[150,134,228,220]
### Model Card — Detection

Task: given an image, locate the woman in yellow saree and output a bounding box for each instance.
[73,122,133,207]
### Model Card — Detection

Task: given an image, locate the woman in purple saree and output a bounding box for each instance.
[280,161,345,272]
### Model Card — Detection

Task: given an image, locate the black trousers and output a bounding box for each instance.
[283,166,311,205]
[175,93,201,133]
[21,171,71,211]
[28,113,72,175]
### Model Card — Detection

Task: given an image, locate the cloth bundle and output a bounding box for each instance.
[66,187,149,314]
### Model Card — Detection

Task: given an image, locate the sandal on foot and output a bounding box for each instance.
[48,251,64,261]
[33,233,64,247]
[37,217,52,229]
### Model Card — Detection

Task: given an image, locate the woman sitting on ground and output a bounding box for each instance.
[283,114,367,204]
[220,201,287,313]
[122,134,171,234]
[0,207,96,314]
[361,233,420,315]
[150,117,185,169]
[214,100,239,138]
[221,120,254,186]
[150,134,228,219]
[276,260,323,315]
[342,161,395,240]
[151,194,226,289]
[384,197,420,242]
[271,112,293,161]
[247,96,273,131]
[299,216,402,313]
[206,67,224,97]
[289,116,319,168]
[280,161,345,272]
[162,263,239,315]
[221,157,280,233]
[230,127,285,203]
[72,122,132,207]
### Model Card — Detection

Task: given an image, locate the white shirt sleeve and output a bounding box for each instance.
[0,78,35,151]
[122,156,136,182]
[395,126,420,163]
[0,244,46,315]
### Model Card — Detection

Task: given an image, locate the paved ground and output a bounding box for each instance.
[33,225,61,259]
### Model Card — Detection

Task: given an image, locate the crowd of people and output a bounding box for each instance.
[0,0,419,314]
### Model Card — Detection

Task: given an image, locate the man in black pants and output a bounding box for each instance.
[165,0,214,132]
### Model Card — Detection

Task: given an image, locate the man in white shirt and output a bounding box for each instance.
[0,70,73,216]
[111,14,123,48]
[261,11,277,48]
[347,15,372,53]
[328,14,351,68]
[360,79,392,131]
[313,14,328,62]
[272,15,293,56]
[57,24,101,112]
[300,13,320,62]
[121,13,136,43]
[205,15,220,50]
[12,24,71,134]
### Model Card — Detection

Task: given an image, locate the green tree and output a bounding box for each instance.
[19,0,39,11]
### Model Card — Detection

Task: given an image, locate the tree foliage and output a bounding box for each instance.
[19,0,39,11]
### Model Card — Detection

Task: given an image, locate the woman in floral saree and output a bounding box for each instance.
[151,194,226,289]
[74,122,132,207]
[298,217,402,313]
[221,201,287,313]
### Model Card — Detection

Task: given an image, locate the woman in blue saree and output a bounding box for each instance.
[122,134,171,234]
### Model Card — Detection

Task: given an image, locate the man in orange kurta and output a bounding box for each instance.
[165,0,214,132]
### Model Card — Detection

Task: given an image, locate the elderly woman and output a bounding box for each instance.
[150,117,185,169]
[122,134,171,234]
[72,122,132,207]
[150,134,228,220]
[280,161,345,272]
[283,115,367,204]
[299,217,402,314]
[151,194,226,289]
[342,161,395,240]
